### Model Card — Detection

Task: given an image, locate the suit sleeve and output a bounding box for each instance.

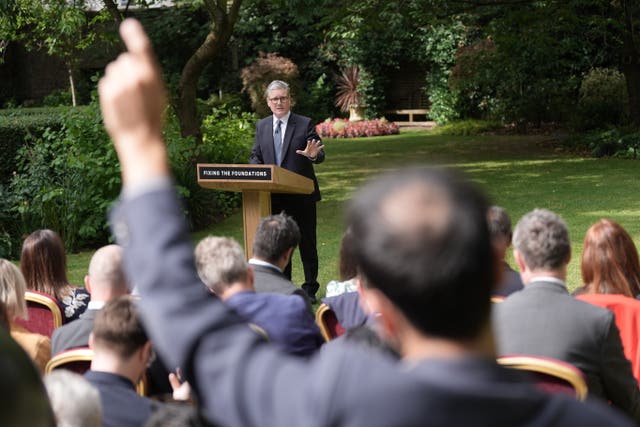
[109,187,335,426]
[600,314,640,422]
[249,122,264,164]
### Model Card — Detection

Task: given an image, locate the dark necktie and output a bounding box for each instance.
[274,120,283,165]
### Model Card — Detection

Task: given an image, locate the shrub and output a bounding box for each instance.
[168,105,256,229]
[573,68,629,131]
[430,120,503,136]
[0,107,71,185]
[566,128,640,158]
[240,53,300,117]
[316,118,399,138]
[9,103,120,251]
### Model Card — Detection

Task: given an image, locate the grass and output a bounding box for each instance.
[66,130,640,294]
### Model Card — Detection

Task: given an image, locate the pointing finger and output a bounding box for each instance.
[119,19,153,59]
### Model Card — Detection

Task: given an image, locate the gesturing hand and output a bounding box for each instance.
[296,139,324,160]
[98,18,169,186]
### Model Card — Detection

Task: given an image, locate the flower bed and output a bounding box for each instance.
[316,118,400,139]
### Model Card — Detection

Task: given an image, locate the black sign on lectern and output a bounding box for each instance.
[198,165,272,181]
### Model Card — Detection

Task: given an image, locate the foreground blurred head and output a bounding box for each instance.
[347,167,493,342]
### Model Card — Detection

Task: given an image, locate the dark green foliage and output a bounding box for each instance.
[0,107,70,185]
[573,68,629,131]
[565,128,640,158]
[9,103,120,251]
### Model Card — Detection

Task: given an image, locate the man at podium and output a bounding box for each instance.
[249,80,325,303]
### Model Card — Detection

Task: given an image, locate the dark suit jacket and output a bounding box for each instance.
[494,280,640,421]
[225,290,322,357]
[85,370,157,427]
[51,308,97,355]
[249,112,324,201]
[109,187,633,427]
[250,262,312,312]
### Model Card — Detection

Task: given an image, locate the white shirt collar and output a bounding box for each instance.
[273,111,291,126]
[249,258,283,273]
[88,300,106,310]
[529,276,565,286]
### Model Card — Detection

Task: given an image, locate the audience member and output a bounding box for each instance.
[0,325,55,427]
[86,296,159,427]
[21,229,90,322]
[195,236,323,356]
[493,209,640,420]
[52,244,129,355]
[144,403,208,427]
[325,227,359,297]
[0,258,51,372]
[250,213,313,310]
[101,19,634,426]
[575,218,640,298]
[575,219,640,383]
[487,206,524,297]
[44,370,102,427]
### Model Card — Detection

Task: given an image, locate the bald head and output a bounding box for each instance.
[85,245,128,301]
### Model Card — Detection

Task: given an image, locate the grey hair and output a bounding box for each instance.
[195,237,249,294]
[265,80,290,98]
[487,206,512,241]
[513,208,570,271]
[44,370,102,427]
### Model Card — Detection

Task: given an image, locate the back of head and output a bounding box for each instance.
[252,214,300,264]
[44,370,102,427]
[347,167,493,341]
[20,229,69,299]
[92,296,147,359]
[581,219,640,298]
[487,206,512,244]
[88,245,128,298]
[195,236,249,295]
[0,327,55,427]
[338,227,358,281]
[513,209,570,271]
[0,258,28,321]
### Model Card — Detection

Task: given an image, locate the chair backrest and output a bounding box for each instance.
[45,347,148,396]
[497,355,588,401]
[315,303,345,341]
[14,291,63,337]
[576,293,640,384]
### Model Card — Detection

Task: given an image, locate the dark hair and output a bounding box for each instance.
[92,297,148,358]
[581,219,640,298]
[347,167,493,340]
[252,214,300,263]
[20,229,71,300]
[487,206,512,242]
[338,228,358,281]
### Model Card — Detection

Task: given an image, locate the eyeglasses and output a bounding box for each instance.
[268,96,290,103]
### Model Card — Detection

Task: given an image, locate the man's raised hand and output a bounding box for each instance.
[99,19,169,186]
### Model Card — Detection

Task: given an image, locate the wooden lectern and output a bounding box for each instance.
[197,164,313,258]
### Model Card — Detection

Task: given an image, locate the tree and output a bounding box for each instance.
[0,0,119,106]
[176,0,242,140]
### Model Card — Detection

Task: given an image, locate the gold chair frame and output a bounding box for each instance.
[25,290,63,329]
[497,355,588,401]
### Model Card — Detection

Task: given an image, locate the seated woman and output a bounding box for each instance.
[21,229,90,322]
[575,219,640,383]
[325,228,359,297]
[0,259,51,372]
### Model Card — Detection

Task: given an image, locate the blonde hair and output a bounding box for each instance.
[0,259,28,320]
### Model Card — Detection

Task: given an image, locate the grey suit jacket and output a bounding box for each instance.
[494,280,640,421]
[250,262,312,313]
[51,308,98,355]
[109,187,633,427]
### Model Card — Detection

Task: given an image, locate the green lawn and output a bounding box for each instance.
[67,129,640,294]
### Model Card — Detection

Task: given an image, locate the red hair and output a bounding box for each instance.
[581,219,640,298]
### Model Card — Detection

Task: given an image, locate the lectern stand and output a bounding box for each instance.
[197,164,314,259]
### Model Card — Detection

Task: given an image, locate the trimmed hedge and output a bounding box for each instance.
[0,107,78,184]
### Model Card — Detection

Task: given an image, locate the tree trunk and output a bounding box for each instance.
[177,0,242,141]
[67,66,77,107]
[619,0,640,126]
